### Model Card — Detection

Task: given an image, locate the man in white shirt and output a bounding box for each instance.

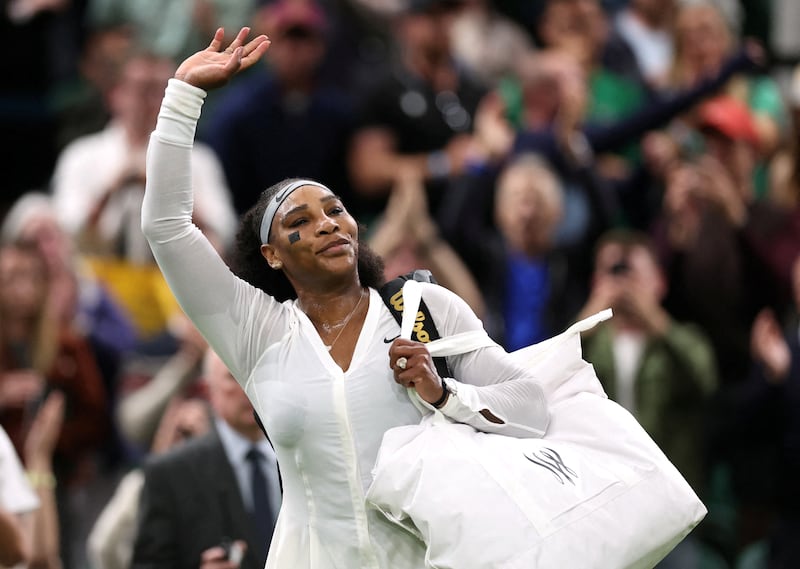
[614,0,676,90]
[51,52,237,342]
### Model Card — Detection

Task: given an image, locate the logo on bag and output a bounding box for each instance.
[389,290,431,342]
[524,447,577,486]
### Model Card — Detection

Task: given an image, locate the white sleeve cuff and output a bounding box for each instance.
[153,78,208,146]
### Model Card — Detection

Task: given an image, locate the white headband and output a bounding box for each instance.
[259,179,332,244]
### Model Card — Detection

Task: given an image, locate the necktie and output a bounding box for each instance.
[246,447,274,561]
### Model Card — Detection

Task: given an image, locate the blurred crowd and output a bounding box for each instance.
[1,0,799,567]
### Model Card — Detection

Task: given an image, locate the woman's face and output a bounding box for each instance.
[261,185,360,286]
[675,5,731,76]
[495,165,563,256]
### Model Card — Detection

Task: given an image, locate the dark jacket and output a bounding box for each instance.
[131,427,270,569]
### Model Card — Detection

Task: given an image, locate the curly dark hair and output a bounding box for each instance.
[230,178,385,301]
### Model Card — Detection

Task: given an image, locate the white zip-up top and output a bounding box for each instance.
[141,78,550,569]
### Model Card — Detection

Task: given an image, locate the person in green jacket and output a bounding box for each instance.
[576,228,718,494]
[576,228,719,568]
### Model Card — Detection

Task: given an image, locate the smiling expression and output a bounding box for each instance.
[260,185,359,284]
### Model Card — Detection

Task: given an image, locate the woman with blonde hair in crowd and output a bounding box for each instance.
[0,239,109,489]
[670,1,787,169]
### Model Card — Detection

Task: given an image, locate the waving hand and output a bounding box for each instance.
[175,27,270,91]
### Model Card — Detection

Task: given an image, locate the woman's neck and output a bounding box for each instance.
[297,284,366,327]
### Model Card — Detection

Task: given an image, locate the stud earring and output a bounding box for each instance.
[272,261,283,270]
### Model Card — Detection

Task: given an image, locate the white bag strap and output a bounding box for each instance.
[400,279,422,341]
[398,280,434,414]
[426,331,497,357]
[399,280,497,356]
[564,309,614,336]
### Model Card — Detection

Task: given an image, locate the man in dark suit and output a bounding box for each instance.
[131,350,280,569]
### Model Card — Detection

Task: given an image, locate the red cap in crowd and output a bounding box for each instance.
[696,95,761,148]
[259,0,327,36]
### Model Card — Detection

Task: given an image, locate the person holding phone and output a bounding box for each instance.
[575,229,718,560]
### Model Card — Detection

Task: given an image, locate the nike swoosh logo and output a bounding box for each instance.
[383,334,400,343]
[275,186,292,202]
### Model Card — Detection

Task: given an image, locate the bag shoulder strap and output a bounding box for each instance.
[379,270,453,379]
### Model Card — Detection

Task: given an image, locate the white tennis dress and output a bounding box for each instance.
[142,78,550,569]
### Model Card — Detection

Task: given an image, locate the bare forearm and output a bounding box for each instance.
[117,350,202,447]
[27,488,61,569]
[0,510,27,567]
[25,456,60,569]
[349,130,429,196]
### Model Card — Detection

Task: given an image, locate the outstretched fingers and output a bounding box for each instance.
[207,26,259,54]
[207,26,270,71]
[239,35,271,68]
[207,27,226,52]
[242,32,270,57]
[225,26,251,53]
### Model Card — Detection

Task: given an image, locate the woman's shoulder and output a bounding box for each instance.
[376,276,470,309]
[373,276,479,331]
[418,281,478,323]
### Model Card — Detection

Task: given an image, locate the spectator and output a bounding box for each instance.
[367,167,485,317]
[86,0,259,64]
[347,0,487,224]
[444,152,599,349]
[651,96,790,386]
[577,230,720,567]
[202,0,356,217]
[480,47,620,239]
[51,50,237,344]
[613,0,676,90]
[0,241,109,482]
[0,190,140,501]
[464,38,766,238]
[744,255,800,569]
[0,239,110,568]
[115,315,208,457]
[1,191,138,389]
[669,1,787,172]
[0,390,65,569]
[0,0,86,216]
[21,391,66,569]
[532,0,647,123]
[88,395,211,569]
[766,63,800,211]
[648,97,795,564]
[131,349,281,569]
[576,229,718,541]
[55,23,135,149]
[447,0,533,88]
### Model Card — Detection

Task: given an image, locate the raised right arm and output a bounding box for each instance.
[141,29,278,382]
